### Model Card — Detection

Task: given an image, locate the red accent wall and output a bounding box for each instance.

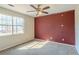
[35,10,75,45]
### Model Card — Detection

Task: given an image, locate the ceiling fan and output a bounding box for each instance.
[27,4,50,16]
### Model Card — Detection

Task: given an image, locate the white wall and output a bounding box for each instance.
[0,7,34,51]
[75,5,79,54]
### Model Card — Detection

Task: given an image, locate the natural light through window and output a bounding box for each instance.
[18,41,49,50]
[0,14,24,36]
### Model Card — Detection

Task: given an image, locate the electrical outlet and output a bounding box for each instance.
[49,37,53,40]
[62,38,64,41]
[61,14,64,16]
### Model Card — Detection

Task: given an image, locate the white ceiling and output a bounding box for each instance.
[0,4,76,17]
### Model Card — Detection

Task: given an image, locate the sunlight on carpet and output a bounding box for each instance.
[18,40,49,50]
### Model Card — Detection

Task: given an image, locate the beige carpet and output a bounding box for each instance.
[0,40,78,55]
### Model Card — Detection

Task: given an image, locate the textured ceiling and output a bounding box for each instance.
[0,4,76,17]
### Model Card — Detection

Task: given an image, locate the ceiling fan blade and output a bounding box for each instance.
[42,11,48,14]
[38,4,41,8]
[43,6,50,10]
[27,11,35,12]
[30,5,37,9]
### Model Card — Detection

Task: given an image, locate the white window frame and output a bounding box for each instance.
[0,14,24,36]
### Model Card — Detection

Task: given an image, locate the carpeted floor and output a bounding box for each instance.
[0,40,78,55]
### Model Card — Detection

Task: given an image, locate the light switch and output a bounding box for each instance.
[61,24,64,27]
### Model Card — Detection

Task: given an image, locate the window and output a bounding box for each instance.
[13,17,24,34]
[0,14,24,36]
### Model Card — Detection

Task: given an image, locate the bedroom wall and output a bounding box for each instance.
[35,10,75,45]
[0,7,34,51]
[75,5,79,54]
